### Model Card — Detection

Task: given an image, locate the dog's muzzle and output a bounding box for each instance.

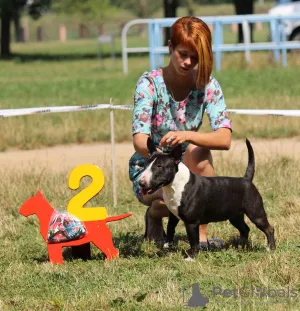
[139,180,164,195]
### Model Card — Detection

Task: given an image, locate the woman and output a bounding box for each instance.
[129,16,232,249]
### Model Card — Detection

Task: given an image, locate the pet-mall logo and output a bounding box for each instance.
[181,284,298,308]
[212,286,298,299]
[182,283,209,308]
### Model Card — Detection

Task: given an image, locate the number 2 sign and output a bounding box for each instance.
[67,164,107,221]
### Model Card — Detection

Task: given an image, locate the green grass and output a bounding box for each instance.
[0,37,299,151]
[1,154,300,310]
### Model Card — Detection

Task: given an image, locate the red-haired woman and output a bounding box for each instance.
[129,16,232,249]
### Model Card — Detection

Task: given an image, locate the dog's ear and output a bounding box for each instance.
[147,136,156,156]
[170,144,182,164]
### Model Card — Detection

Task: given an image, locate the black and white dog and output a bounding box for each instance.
[139,137,275,257]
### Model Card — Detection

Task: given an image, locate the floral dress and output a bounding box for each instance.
[129,69,232,205]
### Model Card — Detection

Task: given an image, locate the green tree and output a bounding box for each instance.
[186,0,195,16]
[52,0,112,20]
[110,0,178,41]
[110,0,161,18]
[0,0,51,57]
[52,0,113,38]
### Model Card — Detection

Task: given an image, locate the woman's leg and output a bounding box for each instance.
[143,189,169,241]
[183,144,215,242]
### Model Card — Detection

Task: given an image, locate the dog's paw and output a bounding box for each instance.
[183,248,197,261]
[163,242,173,249]
[184,256,195,262]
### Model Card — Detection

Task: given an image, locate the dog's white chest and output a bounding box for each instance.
[162,163,190,219]
[162,188,182,219]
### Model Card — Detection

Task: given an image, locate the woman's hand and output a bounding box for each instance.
[133,133,164,158]
[160,131,190,148]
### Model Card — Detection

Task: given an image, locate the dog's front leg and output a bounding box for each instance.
[164,212,180,249]
[184,222,200,259]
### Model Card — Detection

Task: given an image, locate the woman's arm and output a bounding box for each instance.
[160,128,231,150]
[185,128,231,150]
[133,133,163,158]
[133,133,150,158]
[132,75,158,158]
[166,76,231,150]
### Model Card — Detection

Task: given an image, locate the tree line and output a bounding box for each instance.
[0,0,255,57]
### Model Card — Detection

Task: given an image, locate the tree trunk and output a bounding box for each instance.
[1,11,13,57]
[187,0,195,16]
[233,0,254,43]
[138,0,147,37]
[164,0,178,45]
[13,11,22,43]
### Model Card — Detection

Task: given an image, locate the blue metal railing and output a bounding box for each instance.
[121,14,300,73]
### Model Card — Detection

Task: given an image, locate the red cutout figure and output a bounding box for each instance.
[19,191,132,264]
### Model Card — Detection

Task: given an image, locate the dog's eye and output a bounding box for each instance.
[157,164,162,168]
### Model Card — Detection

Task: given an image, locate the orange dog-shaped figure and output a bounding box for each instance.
[19,191,132,264]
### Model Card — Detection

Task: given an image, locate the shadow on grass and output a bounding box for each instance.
[113,232,145,258]
[32,254,50,263]
[29,233,271,264]
[25,232,144,264]
[32,232,146,263]
[224,235,269,252]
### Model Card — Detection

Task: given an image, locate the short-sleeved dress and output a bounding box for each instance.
[129,69,232,206]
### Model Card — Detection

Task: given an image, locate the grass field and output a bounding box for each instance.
[0,38,299,151]
[1,151,300,310]
[1,6,300,309]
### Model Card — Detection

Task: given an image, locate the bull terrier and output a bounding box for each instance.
[139,137,275,258]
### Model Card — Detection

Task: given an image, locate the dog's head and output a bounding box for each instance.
[139,137,183,195]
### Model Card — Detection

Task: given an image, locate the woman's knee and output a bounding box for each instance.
[195,158,214,176]
[142,189,163,205]
[149,199,169,218]
[183,144,215,177]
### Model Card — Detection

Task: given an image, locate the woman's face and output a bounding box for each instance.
[169,43,198,76]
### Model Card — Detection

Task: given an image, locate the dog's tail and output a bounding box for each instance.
[243,138,255,181]
[106,213,132,223]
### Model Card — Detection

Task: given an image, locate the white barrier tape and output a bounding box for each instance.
[111,105,133,111]
[0,104,133,114]
[0,104,111,117]
[227,109,300,117]
[0,104,299,117]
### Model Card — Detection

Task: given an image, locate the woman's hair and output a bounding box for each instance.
[170,16,213,89]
